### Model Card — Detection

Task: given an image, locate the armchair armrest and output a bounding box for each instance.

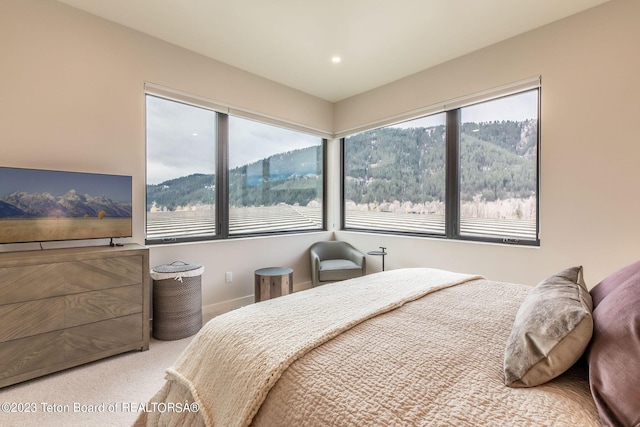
[310,249,321,287]
[345,246,365,267]
[345,246,366,274]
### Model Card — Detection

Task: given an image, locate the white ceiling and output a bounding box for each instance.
[57,0,610,102]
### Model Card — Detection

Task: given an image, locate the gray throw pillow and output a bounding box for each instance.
[504,266,593,388]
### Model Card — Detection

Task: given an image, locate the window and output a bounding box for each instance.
[458,92,538,241]
[146,95,217,241]
[145,91,325,243]
[342,88,539,245]
[343,114,447,234]
[228,116,324,235]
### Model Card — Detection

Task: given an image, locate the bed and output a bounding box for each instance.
[134,266,638,427]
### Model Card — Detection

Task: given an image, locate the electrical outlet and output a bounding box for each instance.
[225,271,232,283]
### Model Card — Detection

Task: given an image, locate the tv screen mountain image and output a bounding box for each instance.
[0,167,132,244]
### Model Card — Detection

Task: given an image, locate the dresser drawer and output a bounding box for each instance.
[65,314,143,360]
[63,255,143,294]
[65,284,143,328]
[0,263,67,304]
[0,331,65,381]
[0,255,143,305]
[0,297,65,342]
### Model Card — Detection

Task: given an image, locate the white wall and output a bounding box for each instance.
[1,0,639,316]
[0,0,333,315]
[335,0,640,287]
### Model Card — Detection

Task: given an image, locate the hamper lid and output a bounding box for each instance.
[153,260,202,273]
[151,261,204,281]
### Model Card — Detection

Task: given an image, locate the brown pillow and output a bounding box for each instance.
[587,261,640,427]
[590,260,640,308]
[504,266,593,387]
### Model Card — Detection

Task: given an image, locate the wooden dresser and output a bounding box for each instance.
[0,244,150,388]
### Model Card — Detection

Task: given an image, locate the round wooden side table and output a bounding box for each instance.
[254,267,293,302]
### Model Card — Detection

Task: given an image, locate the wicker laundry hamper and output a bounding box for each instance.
[151,261,204,340]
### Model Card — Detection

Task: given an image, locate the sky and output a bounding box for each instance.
[461,90,538,123]
[228,116,320,169]
[146,90,537,184]
[146,96,321,185]
[146,95,217,185]
[391,90,538,129]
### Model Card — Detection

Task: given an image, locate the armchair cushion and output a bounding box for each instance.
[319,259,364,282]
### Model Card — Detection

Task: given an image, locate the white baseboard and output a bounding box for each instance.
[202,295,254,319]
[293,281,313,293]
[202,280,313,320]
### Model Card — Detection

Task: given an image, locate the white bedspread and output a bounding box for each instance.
[162,268,480,426]
[135,268,600,427]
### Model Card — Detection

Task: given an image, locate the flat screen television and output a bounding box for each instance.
[0,167,132,244]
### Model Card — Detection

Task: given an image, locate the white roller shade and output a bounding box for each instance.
[334,76,541,139]
[144,82,229,114]
[144,82,332,139]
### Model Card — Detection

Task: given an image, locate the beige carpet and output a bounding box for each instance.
[0,335,194,427]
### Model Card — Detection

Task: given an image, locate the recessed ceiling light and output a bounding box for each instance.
[331,56,341,64]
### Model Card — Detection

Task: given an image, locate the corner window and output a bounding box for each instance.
[342,88,540,245]
[145,90,326,243]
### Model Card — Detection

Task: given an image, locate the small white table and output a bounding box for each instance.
[254,267,293,302]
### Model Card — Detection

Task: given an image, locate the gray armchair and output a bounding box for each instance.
[309,241,366,287]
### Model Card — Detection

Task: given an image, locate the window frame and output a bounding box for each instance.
[144,89,327,245]
[341,88,540,247]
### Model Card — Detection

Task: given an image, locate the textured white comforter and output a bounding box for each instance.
[135,268,600,427]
